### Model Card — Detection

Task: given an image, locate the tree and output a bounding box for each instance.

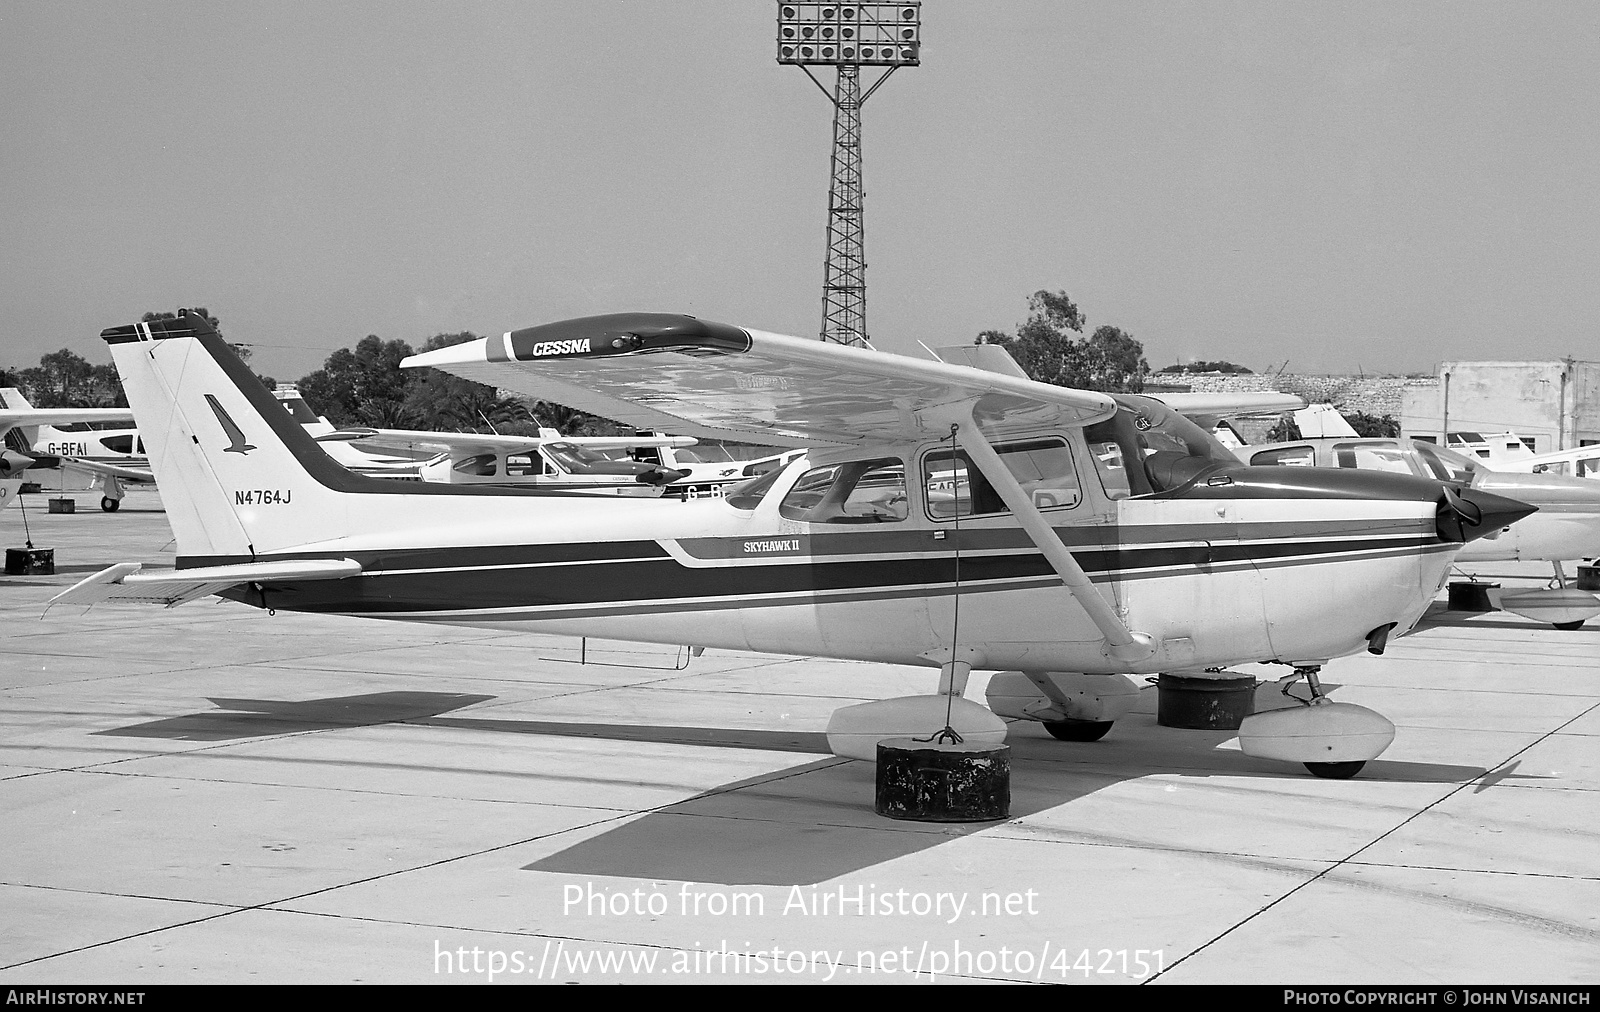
[142,308,275,389]
[1080,326,1150,393]
[299,330,636,436]
[1158,360,1252,374]
[1345,411,1400,438]
[976,290,1149,392]
[401,332,539,433]
[17,349,125,407]
[143,307,220,331]
[297,335,416,427]
[1265,415,1302,443]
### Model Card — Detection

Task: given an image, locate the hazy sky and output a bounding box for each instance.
[4,1,1597,384]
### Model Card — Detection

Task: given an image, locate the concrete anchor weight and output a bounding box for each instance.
[1156,673,1257,730]
[875,738,1010,823]
[1447,581,1498,612]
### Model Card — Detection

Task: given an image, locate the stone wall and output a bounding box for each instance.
[1161,372,1435,418]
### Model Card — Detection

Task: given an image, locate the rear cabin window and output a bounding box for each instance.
[505,454,540,477]
[778,458,907,523]
[921,439,1081,519]
[1250,445,1316,467]
[453,453,497,477]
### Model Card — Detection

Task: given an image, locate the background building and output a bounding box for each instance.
[1401,360,1600,453]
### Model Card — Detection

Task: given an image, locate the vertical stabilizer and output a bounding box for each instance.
[102,314,348,558]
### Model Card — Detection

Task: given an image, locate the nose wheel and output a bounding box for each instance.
[1304,760,1365,779]
[1238,664,1394,778]
[1278,667,1369,778]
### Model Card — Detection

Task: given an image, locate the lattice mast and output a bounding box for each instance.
[777,4,921,348]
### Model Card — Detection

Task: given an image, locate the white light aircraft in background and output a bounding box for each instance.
[1503,443,1600,480]
[56,311,1536,780]
[1237,436,1600,628]
[0,389,141,511]
[315,424,704,494]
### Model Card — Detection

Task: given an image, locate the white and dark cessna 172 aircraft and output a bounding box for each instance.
[55,311,1536,779]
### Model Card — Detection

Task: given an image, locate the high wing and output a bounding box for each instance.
[314,426,697,457]
[1498,444,1600,475]
[0,388,136,439]
[51,558,363,609]
[402,314,1117,447]
[1143,391,1307,415]
[407,314,1153,660]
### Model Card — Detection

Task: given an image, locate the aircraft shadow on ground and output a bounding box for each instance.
[91,690,1503,885]
[520,725,1500,885]
[1413,610,1592,632]
[94,691,497,741]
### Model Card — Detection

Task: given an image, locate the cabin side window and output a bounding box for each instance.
[921,438,1081,519]
[778,458,907,523]
[1250,445,1316,467]
[453,453,497,477]
[1332,442,1418,475]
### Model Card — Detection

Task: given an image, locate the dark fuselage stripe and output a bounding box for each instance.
[326,542,1455,624]
[220,535,1446,616]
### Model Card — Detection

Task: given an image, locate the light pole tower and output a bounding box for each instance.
[778,3,921,347]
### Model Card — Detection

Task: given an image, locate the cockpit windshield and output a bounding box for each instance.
[1084,395,1239,498]
[723,460,796,510]
[542,443,611,470]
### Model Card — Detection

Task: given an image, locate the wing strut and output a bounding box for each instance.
[948,408,1156,664]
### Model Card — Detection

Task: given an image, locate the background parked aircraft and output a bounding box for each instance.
[0,388,141,510]
[1238,435,1600,628]
[319,425,700,494]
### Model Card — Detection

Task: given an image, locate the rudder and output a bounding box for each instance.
[103,313,349,558]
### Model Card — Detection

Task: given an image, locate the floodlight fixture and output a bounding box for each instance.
[777,3,921,67]
[776,3,922,348]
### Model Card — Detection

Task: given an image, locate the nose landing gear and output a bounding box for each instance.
[1237,664,1397,779]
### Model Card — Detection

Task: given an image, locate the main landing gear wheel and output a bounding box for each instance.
[1044,719,1113,742]
[1553,620,1585,631]
[1304,761,1366,780]
[101,497,119,512]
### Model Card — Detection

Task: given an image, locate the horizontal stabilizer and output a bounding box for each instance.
[59,457,156,482]
[50,558,363,609]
